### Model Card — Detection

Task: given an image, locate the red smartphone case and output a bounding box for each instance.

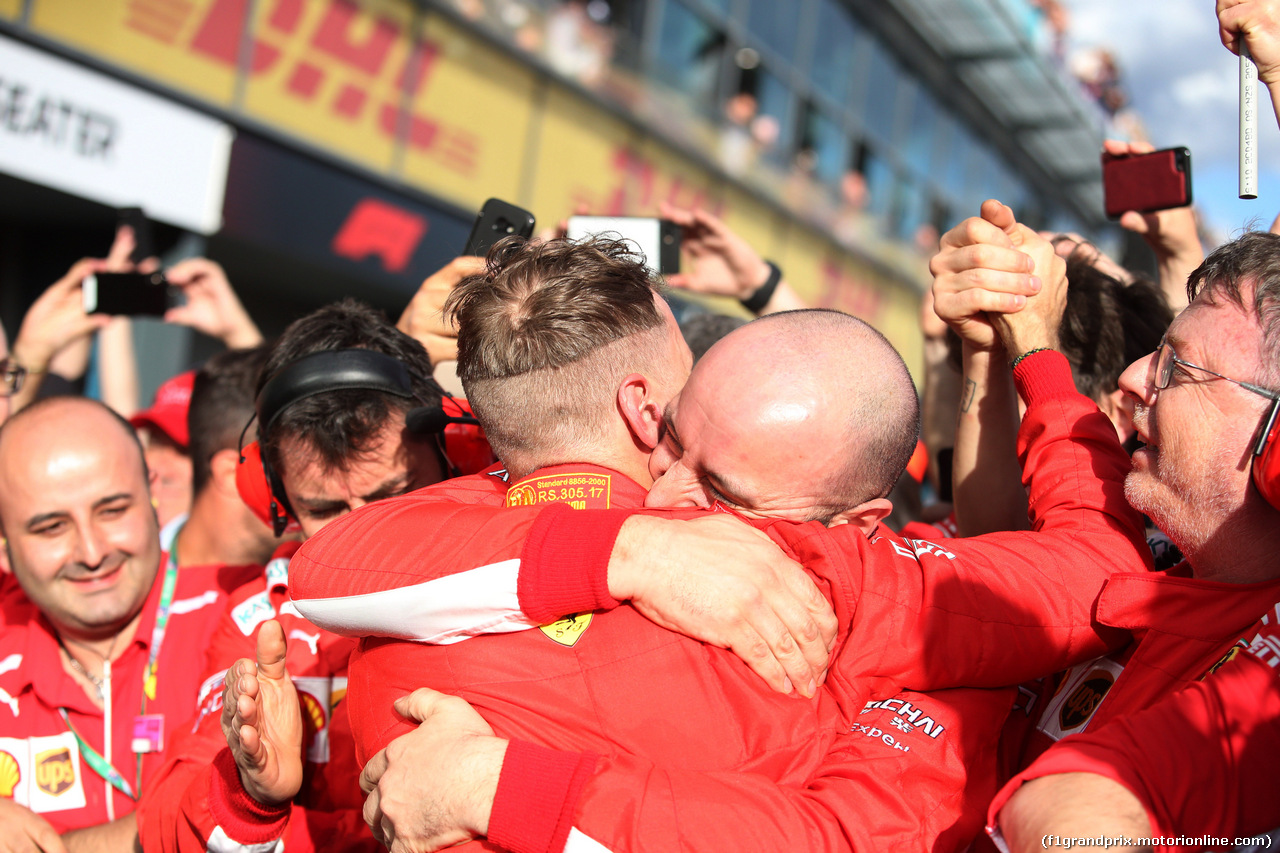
[1102,147,1191,219]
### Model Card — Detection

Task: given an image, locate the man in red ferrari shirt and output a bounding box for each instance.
[984,5,1280,847]
[134,300,467,853]
[0,398,253,850]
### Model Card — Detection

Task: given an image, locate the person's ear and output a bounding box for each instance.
[1098,387,1135,445]
[210,448,243,498]
[617,373,663,451]
[826,498,894,536]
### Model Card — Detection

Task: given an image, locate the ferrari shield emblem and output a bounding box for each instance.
[540,613,592,647]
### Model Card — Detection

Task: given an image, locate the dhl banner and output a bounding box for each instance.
[20,0,922,362]
[0,0,21,21]
[402,14,537,205]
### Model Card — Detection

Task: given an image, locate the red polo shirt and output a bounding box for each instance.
[0,557,255,831]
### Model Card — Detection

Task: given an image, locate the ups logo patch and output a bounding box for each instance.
[35,747,74,797]
[540,613,592,647]
[1059,669,1114,731]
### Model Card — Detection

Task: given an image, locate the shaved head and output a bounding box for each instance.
[648,309,919,524]
[0,396,160,642]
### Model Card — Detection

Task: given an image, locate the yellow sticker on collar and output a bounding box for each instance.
[540,613,592,647]
[506,472,612,509]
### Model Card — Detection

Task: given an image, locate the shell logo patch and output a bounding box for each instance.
[299,690,327,745]
[540,613,592,647]
[1059,669,1114,731]
[0,750,19,798]
[34,748,74,797]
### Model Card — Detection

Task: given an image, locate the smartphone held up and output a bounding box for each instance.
[1102,147,1192,219]
[82,271,172,317]
[566,216,681,276]
[463,198,536,257]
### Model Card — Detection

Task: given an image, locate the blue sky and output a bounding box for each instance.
[1067,0,1280,241]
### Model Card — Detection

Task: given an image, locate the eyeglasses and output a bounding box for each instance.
[1153,338,1280,403]
[0,360,25,397]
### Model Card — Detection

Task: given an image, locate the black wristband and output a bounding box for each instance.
[740,261,782,314]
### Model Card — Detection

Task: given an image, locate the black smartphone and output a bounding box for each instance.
[82,271,171,316]
[117,207,154,264]
[1102,147,1192,219]
[566,216,681,276]
[463,198,536,257]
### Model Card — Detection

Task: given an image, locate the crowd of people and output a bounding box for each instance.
[1,2,1279,852]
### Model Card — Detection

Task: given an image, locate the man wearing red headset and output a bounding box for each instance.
[135,298,493,853]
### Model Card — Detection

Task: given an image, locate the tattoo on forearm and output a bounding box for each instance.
[961,378,977,413]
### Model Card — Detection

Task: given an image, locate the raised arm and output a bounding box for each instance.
[658,203,806,315]
[930,200,1040,535]
[290,492,835,698]
[1219,0,1280,128]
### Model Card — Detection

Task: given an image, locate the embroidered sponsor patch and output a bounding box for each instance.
[860,697,946,740]
[539,612,592,647]
[0,749,20,797]
[231,591,276,636]
[293,677,332,763]
[266,557,290,590]
[1058,669,1115,731]
[0,736,85,811]
[192,670,227,732]
[1246,626,1280,670]
[1037,657,1125,741]
[27,739,85,810]
[1206,645,1244,677]
[28,733,89,815]
[35,747,74,796]
[506,472,612,510]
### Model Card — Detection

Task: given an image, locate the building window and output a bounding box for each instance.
[654,0,726,111]
[746,0,802,63]
[810,0,862,107]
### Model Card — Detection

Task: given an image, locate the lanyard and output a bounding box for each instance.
[58,708,135,800]
[57,558,179,799]
[143,557,179,702]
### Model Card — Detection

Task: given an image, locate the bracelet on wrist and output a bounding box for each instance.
[1011,347,1053,369]
[740,261,782,314]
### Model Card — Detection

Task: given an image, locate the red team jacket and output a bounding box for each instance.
[135,542,377,853]
[0,556,258,832]
[987,599,1280,851]
[290,352,1151,852]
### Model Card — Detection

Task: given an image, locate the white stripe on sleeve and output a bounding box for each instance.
[291,560,539,643]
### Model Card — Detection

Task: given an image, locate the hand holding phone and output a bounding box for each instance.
[566,216,681,276]
[1102,146,1192,219]
[463,199,536,257]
